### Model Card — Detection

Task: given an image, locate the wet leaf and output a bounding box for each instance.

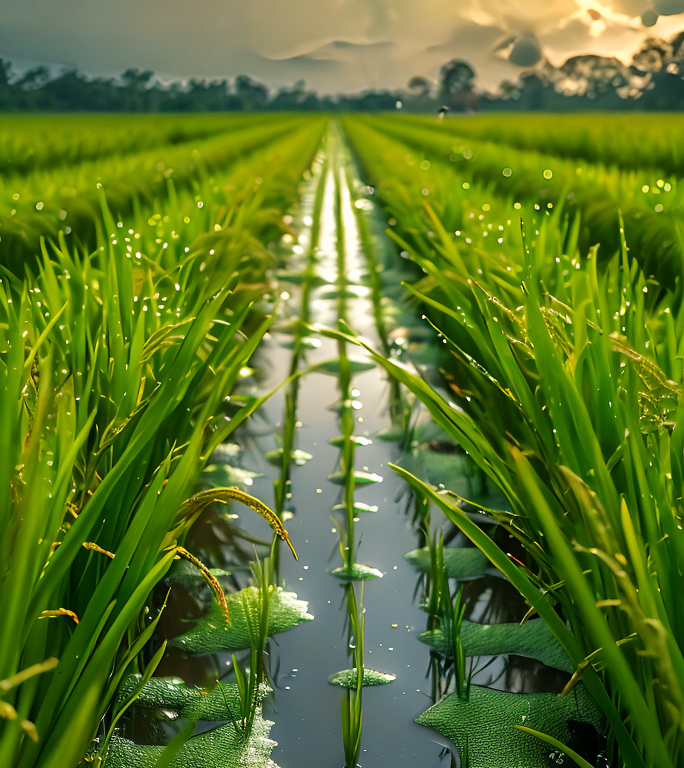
[202,464,262,489]
[207,443,242,464]
[328,668,396,687]
[165,562,232,592]
[399,449,467,488]
[327,470,383,485]
[331,563,384,581]
[170,586,313,656]
[276,270,327,287]
[331,502,379,514]
[404,547,490,580]
[104,716,277,768]
[374,424,406,442]
[312,358,375,375]
[116,677,269,721]
[279,336,322,350]
[265,448,313,466]
[104,679,278,767]
[328,435,373,447]
[417,684,602,768]
[317,286,370,301]
[419,619,574,673]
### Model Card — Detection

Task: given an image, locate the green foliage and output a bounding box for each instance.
[311,357,376,375]
[400,112,684,176]
[327,470,384,485]
[341,114,684,767]
[0,115,325,768]
[1,115,327,278]
[102,681,277,768]
[328,669,396,687]
[404,547,489,580]
[340,585,365,768]
[416,685,602,768]
[169,586,313,656]
[330,563,384,582]
[0,114,264,176]
[342,114,684,294]
[420,619,574,674]
[0,232,271,766]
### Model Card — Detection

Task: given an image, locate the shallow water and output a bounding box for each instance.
[252,150,449,766]
[143,127,575,768]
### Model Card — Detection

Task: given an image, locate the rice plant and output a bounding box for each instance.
[0,119,322,766]
[2,115,324,276]
[343,115,684,294]
[6,108,684,768]
[0,113,265,176]
[396,112,684,175]
[328,201,684,766]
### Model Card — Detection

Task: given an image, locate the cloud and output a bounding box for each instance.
[286,38,394,62]
[259,53,340,72]
[612,0,651,14]
[426,23,506,54]
[330,39,394,50]
[409,24,520,89]
[0,0,683,94]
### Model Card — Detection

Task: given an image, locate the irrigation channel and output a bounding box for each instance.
[135,124,574,767]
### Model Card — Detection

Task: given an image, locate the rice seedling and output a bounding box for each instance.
[333,158,361,577]
[0,118,322,766]
[396,112,684,176]
[323,163,684,763]
[0,113,266,176]
[230,554,275,734]
[324,141,383,583]
[343,115,684,293]
[2,116,323,277]
[423,534,470,702]
[340,584,365,768]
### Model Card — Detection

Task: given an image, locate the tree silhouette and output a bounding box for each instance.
[17,66,51,91]
[234,75,268,110]
[439,59,477,111]
[0,59,14,109]
[408,75,430,96]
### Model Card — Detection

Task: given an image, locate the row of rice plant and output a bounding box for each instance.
[342,115,684,767]
[349,114,684,294]
[270,141,329,537]
[0,120,325,768]
[396,113,684,175]
[306,128,392,765]
[324,137,374,767]
[365,114,683,216]
[0,113,267,176]
[1,115,312,274]
[1,114,304,196]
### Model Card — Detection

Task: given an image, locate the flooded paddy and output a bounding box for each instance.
[7,111,666,768]
[130,126,581,768]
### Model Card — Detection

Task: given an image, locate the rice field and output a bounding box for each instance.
[1,112,683,768]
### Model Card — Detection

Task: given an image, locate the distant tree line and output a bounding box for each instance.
[0,64,402,112]
[479,32,684,111]
[1,31,683,112]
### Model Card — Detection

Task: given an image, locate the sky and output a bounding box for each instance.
[1,0,683,93]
